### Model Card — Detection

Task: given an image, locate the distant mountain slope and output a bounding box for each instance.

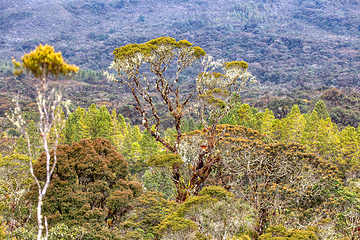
[1,0,360,87]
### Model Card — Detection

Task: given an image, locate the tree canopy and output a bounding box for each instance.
[28,138,142,239]
[105,37,255,202]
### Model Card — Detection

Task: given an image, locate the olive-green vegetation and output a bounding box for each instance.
[63,104,163,173]
[258,225,317,240]
[1,39,360,240]
[0,154,33,231]
[27,138,142,239]
[118,191,177,239]
[252,86,360,129]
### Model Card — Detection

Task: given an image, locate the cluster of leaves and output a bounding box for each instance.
[64,104,164,174]
[27,138,142,239]
[118,191,177,239]
[179,124,351,238]
[258,225,317,240]
[7,223,88,240]
[0,154,33,232]
[184,100,360,180]
[2,102,360,239]
[12,44,79,78]
[256,86,360,129]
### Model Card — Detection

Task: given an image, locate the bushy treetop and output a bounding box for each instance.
[12,44,78,78]
[112,36,206,61]
[28,138,142,232]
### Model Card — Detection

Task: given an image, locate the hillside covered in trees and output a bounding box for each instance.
[1,0,360,134]
[0,37,360,239]
[1,0,360,87]
[1,0,360,239]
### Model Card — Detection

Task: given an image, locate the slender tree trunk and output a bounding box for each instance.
[36,195,43,240]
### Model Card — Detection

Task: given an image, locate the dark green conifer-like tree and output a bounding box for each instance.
[314,100,330,120]
[64,106,87,145]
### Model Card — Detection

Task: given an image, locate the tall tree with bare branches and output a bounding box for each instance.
[105,37,255,202]
[9,44,78,240]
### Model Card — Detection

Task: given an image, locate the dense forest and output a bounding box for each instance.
[1,0,360,131]
[0,37,360,240]
[1,0,360,239]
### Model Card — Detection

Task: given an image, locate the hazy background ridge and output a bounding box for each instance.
[1,0,360,86]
